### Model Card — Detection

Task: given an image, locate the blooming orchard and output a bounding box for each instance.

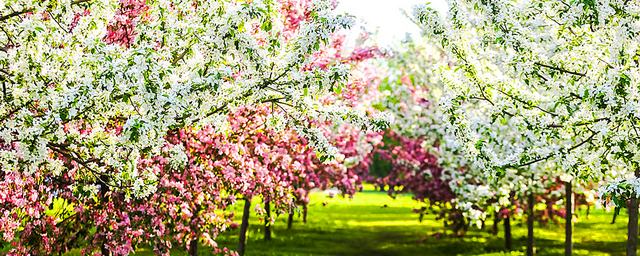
[414,0,638,192]
[5,0,634,254]
[0,0,389,200]
[414,0,640,254]
[0,0,391,254]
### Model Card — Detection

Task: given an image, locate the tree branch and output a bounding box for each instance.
[0,101,33,124]
[513,132,596,167]
[48,143,131,190]
[1,1,91,22]
[172,43,194,64]
[0,9,32,22]
[547,117,610,129]
[534,62,585,77]
[495,88,558,117]
[71,0,92,5]
[46,11,69,33]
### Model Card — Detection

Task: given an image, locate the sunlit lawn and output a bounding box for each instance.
[207,187,627,256]
[61,185,627,256]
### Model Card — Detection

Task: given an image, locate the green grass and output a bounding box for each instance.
[208,186,628,256]
[62,185,628,255]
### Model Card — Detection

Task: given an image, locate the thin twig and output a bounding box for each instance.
[514,132,596,167]
[534,62,585,77]
[47,11,69,33]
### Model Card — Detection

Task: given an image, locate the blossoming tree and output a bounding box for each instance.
[380,34,602,255]
[0,0,389,199]
[271,0,388,229]
[414,0,640,255]
[0,0,391,254]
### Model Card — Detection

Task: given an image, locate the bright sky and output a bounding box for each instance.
[334,0,448,46]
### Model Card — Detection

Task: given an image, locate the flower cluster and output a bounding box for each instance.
[378,36,597,232]
[415,0,640,212]
[0,0,388,201]
[0,0,390,254]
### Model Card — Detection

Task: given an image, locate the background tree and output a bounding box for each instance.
[378,35,599,254]
[415,0,640,255]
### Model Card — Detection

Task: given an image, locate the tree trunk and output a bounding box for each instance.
[188,238,198,256]
[288,212,294,230]
[545,197,553,227]
[101,246,110,256]
[527,193,535,256]
[99,175,111,256]
[629,198,639,256]
[492,212,500,235]
[302,203,308,223]
[238,198,251,256]
[264,200,271,241]
[613,211,618,224]
[565,181,573,256]
[188,204,201,256]
[629,168,640,256]
[505,214,512,252]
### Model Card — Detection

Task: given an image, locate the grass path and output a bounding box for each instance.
[205,187,628,256]
[61,185,627,255]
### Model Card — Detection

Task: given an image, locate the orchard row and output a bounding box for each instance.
[1,0,638,256]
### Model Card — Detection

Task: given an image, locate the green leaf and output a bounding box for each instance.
[261,20,272,32]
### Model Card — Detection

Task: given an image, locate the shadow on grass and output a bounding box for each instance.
[211,198,629,256]
[60,188,630,256]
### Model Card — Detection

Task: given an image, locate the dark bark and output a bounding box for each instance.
[629,198,639,256]
[238,198,251,256]
[545,198,553,227]
[302,203,308,223]
[505,214,512,251]
[188,238,198,256]
[101,246,110,256]
[0,9,33,22]
[188,205,202,256]
[492,213,500,235]
[288,213,294,230]
[99,175,111,256]
[527,193,535,256]
[264,200,272,240]
[613,211,618,224]
[628,169,640,256]
[565,181,573,256]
